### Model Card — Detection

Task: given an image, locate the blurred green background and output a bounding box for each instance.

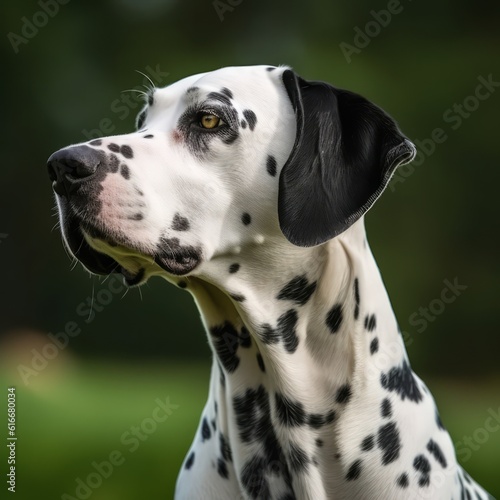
[0,0,499,498]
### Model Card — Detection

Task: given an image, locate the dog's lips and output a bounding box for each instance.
[81,229,202,280]
[63,219,119,276]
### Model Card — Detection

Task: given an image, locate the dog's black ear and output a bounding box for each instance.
[278,69,415,247]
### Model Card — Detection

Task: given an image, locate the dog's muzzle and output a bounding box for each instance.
[47,145,202,282]
[47,145,123,277]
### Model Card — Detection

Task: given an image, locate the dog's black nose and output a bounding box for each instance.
[47,145,103,197]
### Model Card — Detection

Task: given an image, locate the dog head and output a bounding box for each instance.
[48,65,414,286]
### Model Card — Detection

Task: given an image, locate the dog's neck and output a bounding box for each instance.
[179,218,408,492]
[187,218,404,392]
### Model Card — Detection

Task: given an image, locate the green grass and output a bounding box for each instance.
[0,362,498,499]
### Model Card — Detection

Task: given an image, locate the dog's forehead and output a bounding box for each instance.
[155,65,285,105]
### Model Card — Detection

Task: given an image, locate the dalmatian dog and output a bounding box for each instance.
[47,65,492,499]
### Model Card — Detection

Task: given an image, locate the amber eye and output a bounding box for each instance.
[199,113,221,129]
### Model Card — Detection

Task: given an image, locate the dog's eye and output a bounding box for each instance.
[199,113,223,129]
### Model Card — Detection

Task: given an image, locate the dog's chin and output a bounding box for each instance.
[61,219,202,285]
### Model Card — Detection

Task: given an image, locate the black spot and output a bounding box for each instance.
[229,263,240,274]
[210,322,240,373]
[324,410,336,424]
[256,353,266,373]
[241,212,252,225]
[370,337,379,355]
[219,433,232,462]
[90,139,102,146]
[315,438,324,447]
[413,454,431,487]
[217,458,228,479]
[307,414,325,429]
[172,213,190,231]
[109,154,119,173]
[129,213,143,221]
[326,304,343,333]
[361,435,374,451]
[381,398,392,419]
[380,361,423,403]
[243,109,257,131]
[144,134,154,139]
[354,278,360,320]
[241,120,247,129]
[364,314,377,331]
[185,451,195,470]
[121,145,133,158]
[346,459,362,480]
[186,86,199,94]
[289,444,309,472]
[259,309,299,352]
[234,386,291,496]
[396,472,409,488]
[278,309,299,353]
[120,164,130,180]
[336,384,352,404]
[266,66,276,72]
[307,410,334,428]
[275,393,306,426]
[211,419,216,431]
[108,143,120,153]
[266,155,277,177]
[277,275,317,306]
[233,385,273,443]
[201,417,211,441]
[220,87,233,99]
[378,422,401,465]
[148,92,154,106]
[241,455,269,499]
[239,326,252,348]
[230,293,246,302]
[260,323,280,344]
[178,281,187,289]
[427,439,447,468]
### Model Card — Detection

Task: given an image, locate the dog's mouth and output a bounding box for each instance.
[61,216,202,286]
